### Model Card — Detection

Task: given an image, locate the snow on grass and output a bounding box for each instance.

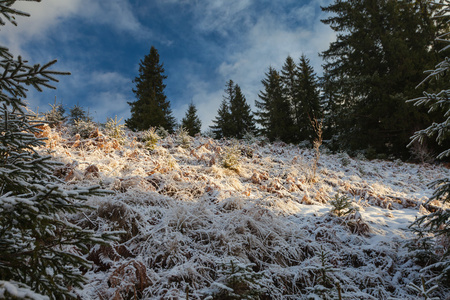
[39,125,449,299]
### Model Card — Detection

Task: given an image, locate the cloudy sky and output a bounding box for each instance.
[1,0,335,130]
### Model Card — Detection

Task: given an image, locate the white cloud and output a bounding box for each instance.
[0,0,152,56]
[192,0,253,36]
[83,0,152,40]
[184,1,336,127]
[87,91,131,123]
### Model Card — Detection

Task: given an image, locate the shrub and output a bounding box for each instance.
[72,119,98,139]
[220,143,241,171]
[105,115,126,142]
[142,127,160,150]
[209,260,266,299]
[330,194,355,217]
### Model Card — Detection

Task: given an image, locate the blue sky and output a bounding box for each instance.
[1,0,335,130]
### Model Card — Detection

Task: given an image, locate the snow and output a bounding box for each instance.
[34,126,450,299]
[0,281,49,300]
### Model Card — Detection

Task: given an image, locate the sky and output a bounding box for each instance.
[1,0,335,130]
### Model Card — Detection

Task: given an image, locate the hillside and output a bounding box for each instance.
[39,124,449,299]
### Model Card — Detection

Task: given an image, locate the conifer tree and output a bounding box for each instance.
[229,83,255,139]
[280,56,301,142]
[126,46,176,133]
[211,99,232,139]
[0,1,116,298]
[69,103,92,124]
[181,102,202,136]
[210,80,255,139]
[255,67,294,143]
[321,0,441,157]
[44,98,66,128]
[297,55,321,143]
[409,0,450,288]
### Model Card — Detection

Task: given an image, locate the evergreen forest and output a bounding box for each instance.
[1,0,449,299]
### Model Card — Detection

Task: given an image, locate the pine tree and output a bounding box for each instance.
[126,46,176,133]
[409,0,450,289]
[229,83,255,139]
[255,67,294,143]
[0,1,116,298]
[181,102,202,136]
[321,0,442,157]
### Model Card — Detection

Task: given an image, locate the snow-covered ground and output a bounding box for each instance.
[40,126,449,299]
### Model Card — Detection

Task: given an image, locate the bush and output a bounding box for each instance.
[105,116,126,142]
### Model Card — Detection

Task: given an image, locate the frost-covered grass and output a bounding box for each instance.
[39,124,450,299]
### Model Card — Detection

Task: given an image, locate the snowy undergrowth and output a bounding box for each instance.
[39,125,449,299]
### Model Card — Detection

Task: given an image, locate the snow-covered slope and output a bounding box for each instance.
[40,125,449,299]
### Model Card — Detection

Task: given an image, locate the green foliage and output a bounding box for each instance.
[69,103,92,124]
[211,260,266,299]
[0,1,117,298]
[211,99,232,139]
[181,102,202,136]
[44,99,65,128]
[321,0,444,158]
[142,127,160,150]
[305,246,339,300]
[176,126,191,149]
[211,80,255,139]
[330,194,355,217]
[255,67,294,143]
[105,115,126,142]
[72,119,97,139]
[281,55,321,144]
[126,46,176,133]
[408,0,450,291]
[408,277,440,300]
[220,143,241,171]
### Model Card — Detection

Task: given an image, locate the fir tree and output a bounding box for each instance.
[44,98,66,128]
[255,67,294,143]
[69,103,92,124]
[0,1,116,298]
[321,0,442,157]
[409,0,450,289]
[280,56,301,142]
[210,99,232,139]
[126,46,176,133]
[229,83,255,139]
[181,102,202,136]
[210,80,255,139]
[297,55,321,143]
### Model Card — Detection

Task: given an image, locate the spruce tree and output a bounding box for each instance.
[255,67,294,143]
[126,46,176,133]
[409,0,450,289]
[210,99,232,139]
[69,103,92,124]
[181,102,202,136]
[280,56,301,142]
[297,55,321,143]
[0,1,116,298]
[229,83,255,139]
[210,80,255,139]
[321,0,441,157]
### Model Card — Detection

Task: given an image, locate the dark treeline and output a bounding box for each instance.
[123,0,448,160]
[207,0,448,160]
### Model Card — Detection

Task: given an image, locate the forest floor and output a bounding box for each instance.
[39,125,450,299]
